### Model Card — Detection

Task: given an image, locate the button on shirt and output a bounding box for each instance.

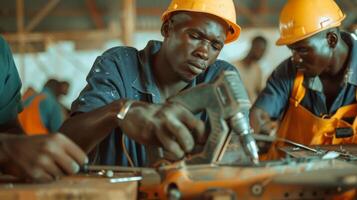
[71,40,246,166]
[254,32,357,121]
[0,36,22,125]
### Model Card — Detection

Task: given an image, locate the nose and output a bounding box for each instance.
[193,41,209,61]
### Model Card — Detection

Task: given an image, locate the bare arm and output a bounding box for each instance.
[0,118,24,134]
[61,99,205,159]
[60,100,123,153]
[0,133,87,182]
[250,106,278,135]
[256,67,263,95]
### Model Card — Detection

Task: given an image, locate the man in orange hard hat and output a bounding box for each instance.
[250,0,357,159]
[61,0,249,166]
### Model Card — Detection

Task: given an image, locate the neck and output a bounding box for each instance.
[152,48,188,99]
[242,56,254,67]
[322,40,349,79]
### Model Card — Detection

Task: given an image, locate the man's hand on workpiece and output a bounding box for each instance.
[118,101,205,159]
[0,133,88,182]
[250,107,279,153]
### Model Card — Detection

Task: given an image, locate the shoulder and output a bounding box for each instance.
[0,36,19,85]
[0,36,9,50]
[0,36,12,72]
[208,59,237,73]
[0,36,7,47]
[97,46,139,63]
[88,46,140,79]
[270,58,296,80]
[39,91,61,111]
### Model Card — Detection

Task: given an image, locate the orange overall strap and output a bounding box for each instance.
[18,94,49,135]
[291,71,305,106]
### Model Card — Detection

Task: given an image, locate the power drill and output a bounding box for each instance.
[147,70,259,165]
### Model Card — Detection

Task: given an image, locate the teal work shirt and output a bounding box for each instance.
[0,36,22,125]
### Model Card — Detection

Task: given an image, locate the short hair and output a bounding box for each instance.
[44,79,60,88]
[252,36,267,44]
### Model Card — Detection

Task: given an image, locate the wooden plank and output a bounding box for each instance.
[122,0,136,46]
[16,0,24,33]
[25,0,61,32]
[0,175,138,200]
[258,0,269,14]
[3,29,121,43]
[16,0,26,86]
[85,0,105,29]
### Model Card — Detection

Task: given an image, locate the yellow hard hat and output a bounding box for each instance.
[276,0,345,46]
[161,0,241,44]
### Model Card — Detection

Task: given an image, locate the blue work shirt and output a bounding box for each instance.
[71,40,247,167]
[0,36,22,125]
[254,32,357,121]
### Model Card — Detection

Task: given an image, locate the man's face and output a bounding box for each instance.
[250,40,267,61]
[287,32,333,78]
[163,12,227,82]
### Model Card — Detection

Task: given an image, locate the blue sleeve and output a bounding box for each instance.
[71,53,125,114]
[40,95,63,132]
[0,36,23,124]
[252,59,295,119]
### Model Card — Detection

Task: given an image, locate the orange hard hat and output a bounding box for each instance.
[276,0,345,46]
[161,0,241,44]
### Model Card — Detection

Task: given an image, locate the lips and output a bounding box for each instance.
[187,61,206,75]
[296,66,307,72]
[295,63,306,71]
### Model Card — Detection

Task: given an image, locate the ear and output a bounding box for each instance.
[161,20,170,37]
[326,31,338,48]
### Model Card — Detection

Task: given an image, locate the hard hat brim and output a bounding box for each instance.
[276,14,346,45]
[162,10,241,44]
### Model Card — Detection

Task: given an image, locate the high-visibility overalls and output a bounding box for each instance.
[265,71,357,160]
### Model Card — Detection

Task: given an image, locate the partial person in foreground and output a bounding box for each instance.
[0,36,87,182]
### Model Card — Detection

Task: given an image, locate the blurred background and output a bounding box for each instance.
[1,0,357,108]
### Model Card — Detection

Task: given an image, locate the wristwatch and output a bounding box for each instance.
[117,100,135,120]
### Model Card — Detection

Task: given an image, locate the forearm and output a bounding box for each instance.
[250,106,270,134]
[0,135,9,167]
[60,100,122,153]
[0,119,24,134]
[0,134,18,167]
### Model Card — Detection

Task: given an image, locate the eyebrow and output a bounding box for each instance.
[188,28,224,47]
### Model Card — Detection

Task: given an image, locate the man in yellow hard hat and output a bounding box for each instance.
[250,0,357,159]
[60,0,249,166]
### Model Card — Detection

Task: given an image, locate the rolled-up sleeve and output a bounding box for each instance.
[71,54,125,114]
